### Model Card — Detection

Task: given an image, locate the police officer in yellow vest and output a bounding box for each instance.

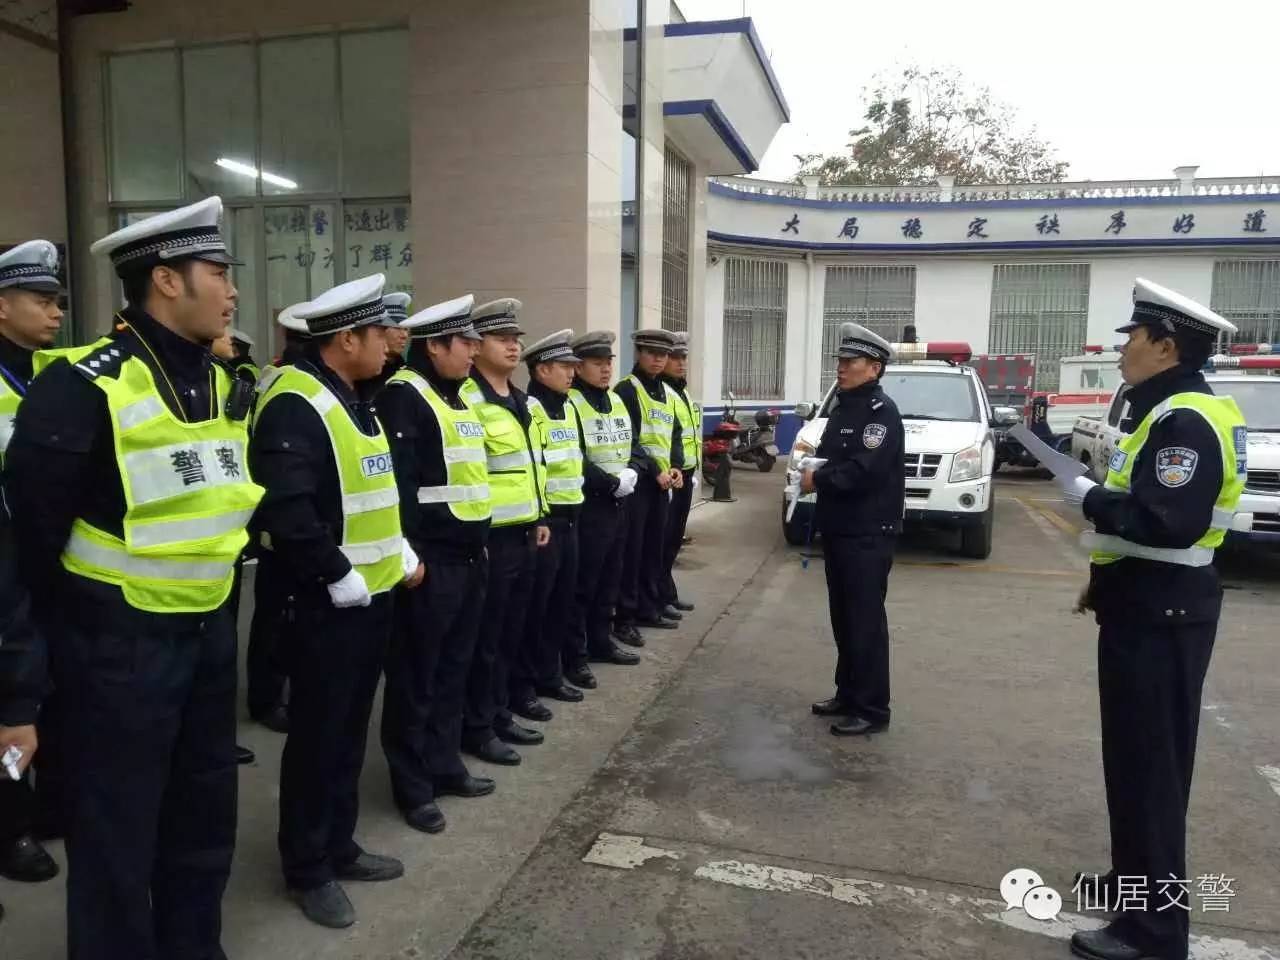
[567,330,645,678]
[378,293,498,837]
[461,299,551,766]
[0,239,64,886]
[520,329,592,706]
[6,199,263,960]
[1061,279,1245,960]
[658,330,700,618]
[614,328,685,638]
[251,274,424,929]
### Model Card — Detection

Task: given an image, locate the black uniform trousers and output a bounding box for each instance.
[53,585,237,960]
[659,472,694,607]
[382,551,487,813]
[464,526,537,746]
[245,550,290,718]
[570,496,626,662]
[1097,615,1216,959]
[524,515,580,691]
[619,480,668,622]
[279,591,392,891]
[821,533,893,725]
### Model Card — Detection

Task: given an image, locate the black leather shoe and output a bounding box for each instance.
[404,802,447,834]
[511,697,553,722]
[565,665,597,689]
[290,881,355,928]
[465,737,521,765]
[635,616,678,630]
[1070,925,1154,960]
[235,744,255,765]
[251,704,289,733]
[0,835,59,882]
[335,851,404,882]
[537,682,585,703]
[433,774,496,799]
[496,722,545,746]
[660,605,683,621]
[830,716,889,736]
[613,624,646,647]
[811,697,849,717]
[671,599,695,612]
[589,644,641,666]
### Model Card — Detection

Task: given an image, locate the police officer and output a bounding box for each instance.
[614,328,684,637]
[461,299,550,765]
[0,491,46,926]
[251,274,423,929]
[371,291,411,391]
[658,330,700,618]
[567,331,643,679]
[6,198,265,959]
[803,323,903,738]
[378,293,496,836]
[1063,280,1244,960]
[521,330,591,705]
[0,239,63,884]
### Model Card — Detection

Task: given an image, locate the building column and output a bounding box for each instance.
[410,0,624,346]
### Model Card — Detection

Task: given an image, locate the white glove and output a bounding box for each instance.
[691,473,701,492]
[401,539,421,579]
[1061,474,1097,506]
[614,467,638,499]
[327,568,372,608]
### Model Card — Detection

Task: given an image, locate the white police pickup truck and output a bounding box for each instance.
[783,345,1019,559]
[1071,362,1280,547]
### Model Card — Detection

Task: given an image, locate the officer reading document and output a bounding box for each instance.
[803,323,904,738]
[1063,280,1245,960]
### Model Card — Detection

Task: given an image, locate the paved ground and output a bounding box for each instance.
[3,468,1279,960]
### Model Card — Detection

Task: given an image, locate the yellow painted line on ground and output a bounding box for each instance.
[1012,495,1081,536]
[896,561,1079,578]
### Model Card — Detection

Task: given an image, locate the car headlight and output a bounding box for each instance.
[790,439,815,467]
[949,444,983,483]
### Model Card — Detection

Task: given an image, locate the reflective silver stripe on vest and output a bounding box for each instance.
[597,460,626,476]
[488,450,532,471]
[256,366,285,395]
[340,534,403,567]
[442,447,487,464]
[1211,507,1236,529]
[491,500,537,522]
[542,446,582,464]
[1080,532,1216,567]
[117,395,166,431]
[0,415,13,454]
[417,483,491,504]
[343,487,400,515]
[65,529,232,581]
[307,390,338,416]
[545,476,584,494]
[641,443,667,458]
[130,506,257,549]
[123,439,251,505]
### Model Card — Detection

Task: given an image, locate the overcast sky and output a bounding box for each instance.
[678,0,1278,185]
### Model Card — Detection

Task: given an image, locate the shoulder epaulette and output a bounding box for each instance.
[71,336,133,382]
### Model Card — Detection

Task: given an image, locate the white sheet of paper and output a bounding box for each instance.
[1008,424,1088,481]
[784,457,828,522]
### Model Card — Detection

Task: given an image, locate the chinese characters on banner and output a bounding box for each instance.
[344,202,414,297]
[264,203,414,301]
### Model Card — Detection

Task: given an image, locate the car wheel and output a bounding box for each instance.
[958,496,995,559]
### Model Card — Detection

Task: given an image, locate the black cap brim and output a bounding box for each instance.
[193,250,243,267]
[2,279,62,295]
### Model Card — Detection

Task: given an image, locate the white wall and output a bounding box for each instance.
[782,258,809,402]
[700,256,725,401]
[912,257,995,351]
[1085,254,1214,346]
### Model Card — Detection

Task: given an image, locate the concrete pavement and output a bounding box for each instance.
[3,468,1278,959]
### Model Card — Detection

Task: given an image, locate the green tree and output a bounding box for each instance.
[795,66,1069,186]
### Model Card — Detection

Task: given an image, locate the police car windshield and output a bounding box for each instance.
[1220,380,1280,431]
[880,371,980,422]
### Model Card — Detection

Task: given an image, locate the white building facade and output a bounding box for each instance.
[694,169,1280,445]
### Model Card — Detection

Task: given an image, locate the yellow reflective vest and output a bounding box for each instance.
[627,374,675,473]
[568,387,632,477]
[386,367,491,521]
[668,381,700,471]
[40,338,265,613]
[528,394,584,507]
[256,364,404,595]
[1085,391,1246,567]
[462,376,547,527]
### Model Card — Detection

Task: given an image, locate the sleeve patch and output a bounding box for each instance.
[1155,446,1198,488]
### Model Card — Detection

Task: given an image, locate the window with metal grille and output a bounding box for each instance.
[988,263,1090,392]
[722,258,787,399]
[821,265,916,392]
[661,144,692,332]
[1211,259,1280,345]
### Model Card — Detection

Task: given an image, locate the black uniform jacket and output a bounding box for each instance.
[813,381,906,538]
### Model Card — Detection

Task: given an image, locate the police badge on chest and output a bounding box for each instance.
[862,423,887,449]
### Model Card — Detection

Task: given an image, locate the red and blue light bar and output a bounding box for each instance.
[889,342,972,364]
